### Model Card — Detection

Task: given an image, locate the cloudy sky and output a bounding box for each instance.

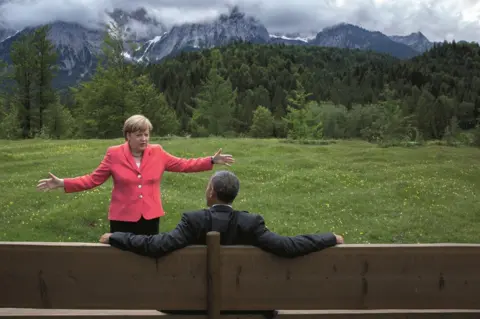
[0,0,479,42]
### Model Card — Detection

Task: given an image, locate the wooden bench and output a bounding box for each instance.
[1,232,479,318]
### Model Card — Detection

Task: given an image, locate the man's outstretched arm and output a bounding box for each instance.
[251,215,342,258]
[101,214,198,258]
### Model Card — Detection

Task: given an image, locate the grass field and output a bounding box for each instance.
[0,137,479,244]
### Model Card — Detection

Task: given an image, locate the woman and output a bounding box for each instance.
[36,114,235,235]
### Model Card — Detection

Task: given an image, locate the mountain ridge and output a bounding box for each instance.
[0,6,445,88]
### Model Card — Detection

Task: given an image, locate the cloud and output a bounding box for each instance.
[0,0,114,29]
[251,0,480,42]
[0,0,479,42]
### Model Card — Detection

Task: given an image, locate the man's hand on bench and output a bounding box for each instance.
[99,233,111,244]
[335,234,344,244]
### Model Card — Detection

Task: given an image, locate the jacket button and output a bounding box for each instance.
[138,174,141,178]
[138,184,142,188]
[139,194,143,199]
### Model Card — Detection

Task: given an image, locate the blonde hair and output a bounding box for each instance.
[123,115,153,139]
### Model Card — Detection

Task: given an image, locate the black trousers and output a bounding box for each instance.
[109,216,160,235]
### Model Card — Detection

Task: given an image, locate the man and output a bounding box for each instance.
[99,170,344,257]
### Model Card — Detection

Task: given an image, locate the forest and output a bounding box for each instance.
[0,25,479,147]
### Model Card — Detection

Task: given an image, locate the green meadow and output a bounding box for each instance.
[0,137,479,244]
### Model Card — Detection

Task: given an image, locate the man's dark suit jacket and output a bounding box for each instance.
[109,204,338,258]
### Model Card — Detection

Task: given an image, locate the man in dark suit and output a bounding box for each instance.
[99,170,343,318]
[99,170,344,257]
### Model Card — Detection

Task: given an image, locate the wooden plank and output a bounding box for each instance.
[219,244,480,310]
[2,309,479,319]
[207,232,221,319]
[0,308,263,318]
[276,310,480,318]
[0,308,165,317]
[0,242,207,310]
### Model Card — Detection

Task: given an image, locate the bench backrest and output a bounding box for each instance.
[1,232,480,312]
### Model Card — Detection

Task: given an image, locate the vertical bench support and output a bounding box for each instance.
[207,232,221,319]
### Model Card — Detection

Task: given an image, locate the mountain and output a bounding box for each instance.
[0,21,16,42]
[0,22,103,88]
[134,7,269,63]
[0,6,438,89]
[268,24,430,59]
[389,31,434,53]
[0,27,16,42]
[269,32,316,45]
[309,23,419,59]
[268,24,429,58]
[0,7,163,88]
[108,7,166,44]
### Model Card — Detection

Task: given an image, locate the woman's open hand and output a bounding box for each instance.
[36,172,64,191]
[212,148,235,166]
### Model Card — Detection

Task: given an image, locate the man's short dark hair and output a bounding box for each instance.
[211,170,240,203]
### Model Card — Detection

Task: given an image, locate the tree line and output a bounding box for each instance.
[0,24,479,147]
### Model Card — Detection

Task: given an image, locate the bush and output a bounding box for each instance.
[250,106,274,138]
